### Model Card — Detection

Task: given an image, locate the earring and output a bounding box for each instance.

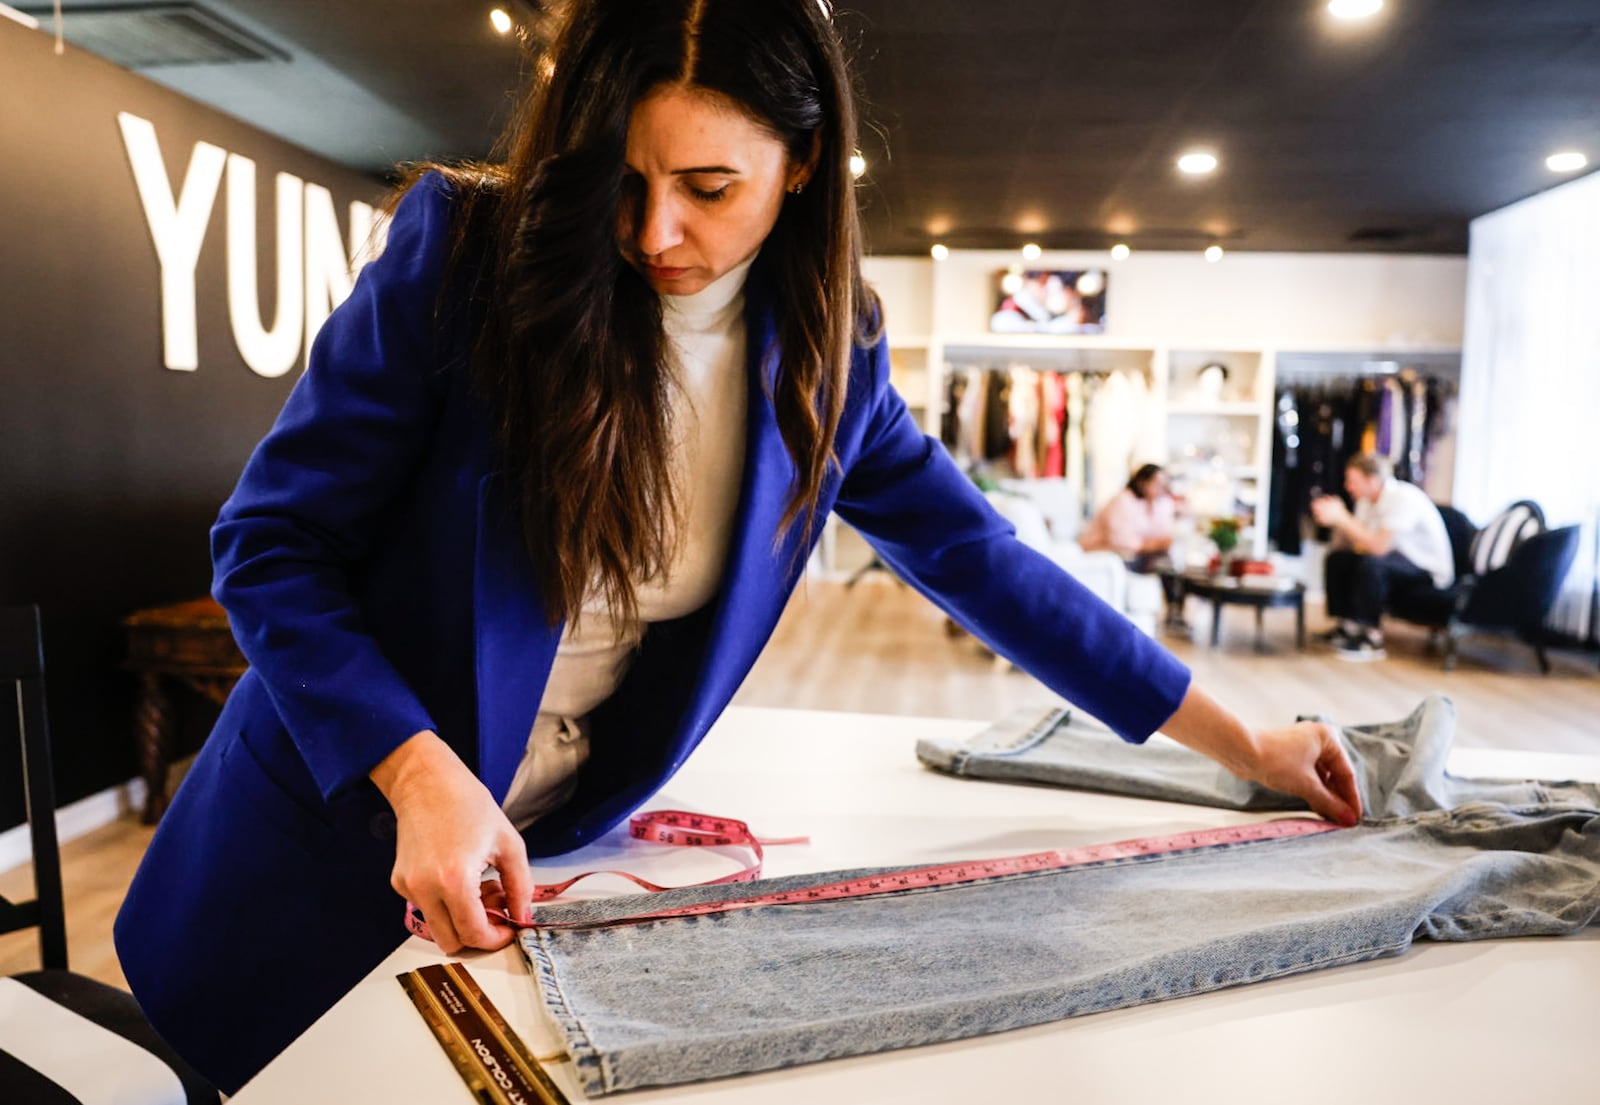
[789,183,805,196]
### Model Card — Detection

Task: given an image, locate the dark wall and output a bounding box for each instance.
[0,23,386,830]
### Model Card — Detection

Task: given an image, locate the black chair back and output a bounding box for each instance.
[0,606,67,970]
[1435,504,1479,581]
[1461,525,1582,632]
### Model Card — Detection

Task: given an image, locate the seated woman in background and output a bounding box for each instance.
[1080,463,1175,572]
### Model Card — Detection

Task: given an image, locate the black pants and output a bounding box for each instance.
[1324,549,1432,628]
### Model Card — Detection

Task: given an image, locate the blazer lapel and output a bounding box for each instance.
[678,288,807,738]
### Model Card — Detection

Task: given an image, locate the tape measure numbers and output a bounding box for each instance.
[530,816,1340,931]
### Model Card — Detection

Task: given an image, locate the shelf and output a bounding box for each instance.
[939,333,1157,353]
[1167,402,1264,416]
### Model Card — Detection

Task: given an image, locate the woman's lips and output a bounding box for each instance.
[643,263,691,281]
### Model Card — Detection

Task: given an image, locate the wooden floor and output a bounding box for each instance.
[4,578,1598,988]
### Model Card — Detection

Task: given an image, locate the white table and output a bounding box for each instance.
[234,708,1600,1105]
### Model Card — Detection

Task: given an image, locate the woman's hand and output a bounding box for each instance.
[370,731,534,954]
[1161,686,1363,827]
[1235,720,1362,826]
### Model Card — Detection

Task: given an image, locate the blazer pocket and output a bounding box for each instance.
[219,730,339,860]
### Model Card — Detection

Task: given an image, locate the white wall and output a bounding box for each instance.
[865,249,1467,350]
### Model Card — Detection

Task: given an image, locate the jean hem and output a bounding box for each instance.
[523,930,608,1096]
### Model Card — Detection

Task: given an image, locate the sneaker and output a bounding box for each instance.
[1334,637,1388,662]
[1314,625,1353,647]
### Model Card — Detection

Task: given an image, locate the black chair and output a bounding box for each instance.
[1,606,218,1103]
[1388,507,1581,672]
[1387,504,1478,632]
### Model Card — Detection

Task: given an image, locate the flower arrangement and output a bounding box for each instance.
[1208,516,1241,556]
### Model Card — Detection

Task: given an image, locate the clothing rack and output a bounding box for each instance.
[1268,368,1458,556]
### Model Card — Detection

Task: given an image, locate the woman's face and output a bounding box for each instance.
[618,84,805,296]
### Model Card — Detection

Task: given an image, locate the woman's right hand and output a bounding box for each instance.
[369,730,534,954]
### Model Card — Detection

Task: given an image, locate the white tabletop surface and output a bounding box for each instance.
[233,707,1600,1105]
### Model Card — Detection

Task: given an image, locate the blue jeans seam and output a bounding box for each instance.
[525,930,608,1094]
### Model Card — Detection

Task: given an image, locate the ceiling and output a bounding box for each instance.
[21,0,1600,255]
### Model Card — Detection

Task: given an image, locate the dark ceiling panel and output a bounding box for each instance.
[25,0,1600,254]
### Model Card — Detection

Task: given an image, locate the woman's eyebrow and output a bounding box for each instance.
[672,165,741,175]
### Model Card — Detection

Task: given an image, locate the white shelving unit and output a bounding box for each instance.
[919,334,1277,560]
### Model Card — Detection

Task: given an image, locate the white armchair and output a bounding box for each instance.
[985,479,1163,637]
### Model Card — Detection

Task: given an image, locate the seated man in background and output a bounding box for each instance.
[1080,463,1176,572]
[1312,453,1454,661]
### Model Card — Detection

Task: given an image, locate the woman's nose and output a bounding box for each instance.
[635,191,683,258]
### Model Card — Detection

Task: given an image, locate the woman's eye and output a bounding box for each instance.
[689,184,730,203]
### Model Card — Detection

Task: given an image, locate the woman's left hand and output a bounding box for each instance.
[1238,720,1363,827]
[1162,685,1363,827]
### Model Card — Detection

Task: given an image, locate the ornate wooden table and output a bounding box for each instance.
[123,597,247,823]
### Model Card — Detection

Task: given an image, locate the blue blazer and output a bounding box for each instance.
[116,173,1190,1092]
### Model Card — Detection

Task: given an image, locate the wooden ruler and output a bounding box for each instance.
[397,962,570,1105]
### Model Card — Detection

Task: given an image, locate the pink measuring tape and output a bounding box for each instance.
[404,810,807,943]
[405,813,1339,942]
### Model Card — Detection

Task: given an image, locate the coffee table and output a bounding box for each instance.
[1163,571,1306,651]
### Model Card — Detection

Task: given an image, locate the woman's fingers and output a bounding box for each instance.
[1316,733,1364,825]
[495,833,535,927]
[442,869,510,950]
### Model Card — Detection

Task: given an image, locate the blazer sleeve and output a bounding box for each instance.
[209,173,457,800]
[831,337,1191,743]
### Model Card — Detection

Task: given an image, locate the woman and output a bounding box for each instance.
[115,0,1361,1092]
[1080,462,1176,570]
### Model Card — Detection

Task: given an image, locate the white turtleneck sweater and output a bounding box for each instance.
[500,257,753,830]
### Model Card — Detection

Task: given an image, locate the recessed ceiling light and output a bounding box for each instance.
[1547,151,1589,173]
[1205,245,1225,263]
[1022,243,1042,261]
[1177,151,1219,176]
[489,8,513,34]
[849,153,867,178]
[1110,243,1131,261]
[931,244,950,261]
[1327,0,1383,19]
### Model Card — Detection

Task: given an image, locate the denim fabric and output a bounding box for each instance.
[523,696,1600,1095]
[916,695,1569,817]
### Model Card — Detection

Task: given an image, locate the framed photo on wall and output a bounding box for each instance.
[990,269,1108,334]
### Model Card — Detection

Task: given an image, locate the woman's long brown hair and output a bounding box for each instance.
[392,0,879,630]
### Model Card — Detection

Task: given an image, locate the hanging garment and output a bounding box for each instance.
[522,696,1600,1095]
[1375,383,1393,457]
[939,370,965,451]
[956,368,985,461]
[983,370,1012,462]
[1041,371,1066,478]
[1065,373,1086,513]
[1383,377,1408,473]
[1085,370,1136,510]
[1423,382,1457,504]
[1131,369,1165,467]
[1269,388,1303,554]
[1406,375,1428,487]
[1008,366,1041,478]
